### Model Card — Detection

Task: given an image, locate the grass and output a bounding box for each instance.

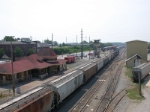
[125,67,133,80]
[125,66,144,100]
[0,90,13,99]
[126,85,144,100]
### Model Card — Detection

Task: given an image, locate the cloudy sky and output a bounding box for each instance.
[0,0,150,43]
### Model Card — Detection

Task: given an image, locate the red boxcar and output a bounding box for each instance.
[64,56,75,63]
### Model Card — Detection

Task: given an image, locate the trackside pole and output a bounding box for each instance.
[138,72,142,96]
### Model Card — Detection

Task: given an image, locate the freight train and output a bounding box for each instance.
[0,48,120,112]
[132,62,150,82]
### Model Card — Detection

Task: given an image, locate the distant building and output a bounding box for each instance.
[37,43,49,52]
[0,38,36,57]
[126,40,148,68]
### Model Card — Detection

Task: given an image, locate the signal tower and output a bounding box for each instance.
[93,39,100,58]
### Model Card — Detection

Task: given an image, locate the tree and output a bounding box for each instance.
[62,42,65,46]
[82,40,88,44]
[27,48,35,56]
[0,48,5,58]
[15,47,23,57]
[53,41,58,46]
[44,39,52,44]
[3,36,16,41]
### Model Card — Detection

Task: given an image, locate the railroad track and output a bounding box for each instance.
[69,48,126,112]
[95,61,124,112]
[106,88,127,112]
[68,72,108,112]
[95,49,126,112]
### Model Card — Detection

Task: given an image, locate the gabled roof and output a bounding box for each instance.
[0,60,35,74]
[37,48,57,59]
[0,53,66,75]
[2,55,9,59]
[22,54,51,69]
[125,54,148,62]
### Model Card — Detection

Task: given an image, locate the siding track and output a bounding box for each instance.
[69,48,126,112]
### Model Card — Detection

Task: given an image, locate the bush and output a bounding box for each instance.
[54,46,92,55]
[0,48,4,58]
[15,47,23,57]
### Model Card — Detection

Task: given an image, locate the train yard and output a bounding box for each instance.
[0,47,127,112]
[56,48,126,112]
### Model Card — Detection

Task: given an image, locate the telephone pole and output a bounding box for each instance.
[76,35,77,45]
[10,41,15,97]
[89,36,90,60]
[52,33,53,49]
[81,29,83,59]
[66,37,67,45]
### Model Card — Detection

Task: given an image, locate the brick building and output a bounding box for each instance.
[0,38,36,57]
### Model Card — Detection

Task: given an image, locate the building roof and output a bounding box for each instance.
[125,54,148,62]
[0,60,35,74]
[0,54,67,75]
[37,43,49,48]
[0,41,36,45]
[37,48,57,59]
[2,55,9,59]
[21,38,31,43]
[126,40,148,43]
[22,54,51,69]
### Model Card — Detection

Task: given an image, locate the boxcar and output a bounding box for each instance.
[80,63,97,82]
[132,63,150,82]
[103,56,109,65]
[0,87,54,112]
[49,70,84,104]
[92,59,104,71]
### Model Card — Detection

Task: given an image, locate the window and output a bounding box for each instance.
[17,73,21,79]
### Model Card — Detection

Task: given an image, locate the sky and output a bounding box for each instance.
[0,0,150,43]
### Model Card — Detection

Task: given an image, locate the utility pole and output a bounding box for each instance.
[89,36,90,60]
[81,29,83,59]
[52,33,53,49]
[10,41,15,97]
[76,35,77,46]
[66,37,67,45]
[138,72,142,96]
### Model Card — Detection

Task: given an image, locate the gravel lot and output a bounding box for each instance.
[113,64,150,112]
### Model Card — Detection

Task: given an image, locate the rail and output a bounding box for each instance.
[95,49,126,112]
[69,48,126,112]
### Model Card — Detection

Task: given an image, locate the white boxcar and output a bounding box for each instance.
[132,62,150,82]
[92,59,104,71]
[49,70,84,103]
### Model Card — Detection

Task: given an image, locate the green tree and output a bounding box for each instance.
[3,36,16,41]
[82,40,88,44]
[27,48,35,56]
[44,39,52,44]
[62,42,66,46]
[15,47,23,57]
[53,41,58,46]
[0,48,5,58]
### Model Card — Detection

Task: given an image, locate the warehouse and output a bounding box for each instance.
[126,40,148,68]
